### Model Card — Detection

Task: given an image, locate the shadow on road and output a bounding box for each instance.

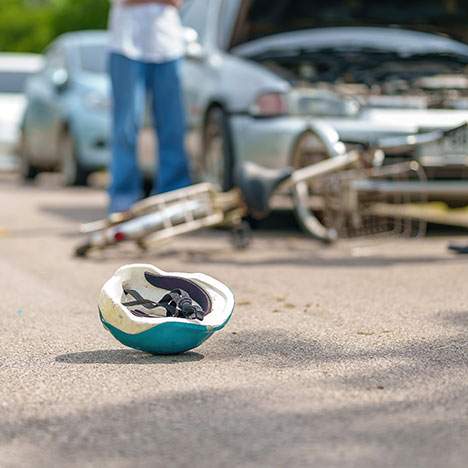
[55,349,204,365]
[183,252,458,268]
[3,313,467,466]
[443,310,468,329]
[76,240,466,268]
[207,327,468,372]
[40,205,107,224]
[1,370,466,467]
[52,318,467,372]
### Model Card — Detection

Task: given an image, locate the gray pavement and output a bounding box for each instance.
[0,173,467,468]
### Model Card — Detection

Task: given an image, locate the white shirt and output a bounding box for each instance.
[109,0,185,63]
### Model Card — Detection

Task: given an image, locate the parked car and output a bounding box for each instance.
[19,31,167,187]
[0,53,43,172]
[20,1,468,191]
[19,31,110,185]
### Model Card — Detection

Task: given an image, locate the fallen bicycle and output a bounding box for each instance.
[75,122,468,257]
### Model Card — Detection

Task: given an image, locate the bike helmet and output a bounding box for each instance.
[99,264,234,355]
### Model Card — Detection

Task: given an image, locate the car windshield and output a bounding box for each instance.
[0,71,32,93]
[234,0,468,46]
[79,43,108,74]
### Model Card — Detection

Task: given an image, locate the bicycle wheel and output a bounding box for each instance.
[353,161,428,239]
[294,161,428,241]
[291,125,346,242]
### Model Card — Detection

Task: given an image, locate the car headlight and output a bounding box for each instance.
[250,89,360,118]
[289,89,360,117]
[83,91,111,111]
[250,92,288,117]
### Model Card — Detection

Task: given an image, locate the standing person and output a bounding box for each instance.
[108,0,192,214]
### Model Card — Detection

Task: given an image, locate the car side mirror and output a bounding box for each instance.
[51,68,69,93]
[184,27,205,61]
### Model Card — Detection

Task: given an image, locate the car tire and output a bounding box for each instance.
[60,130,89,187]
[202,106,234,191]
[19,132,40,182]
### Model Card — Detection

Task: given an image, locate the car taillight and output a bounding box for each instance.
[251,92,288,117]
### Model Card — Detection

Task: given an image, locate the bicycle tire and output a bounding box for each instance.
[290,124,346,242]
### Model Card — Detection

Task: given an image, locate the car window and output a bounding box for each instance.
[181,0,209,41]
[0,71,32,93]
[80,44,108,75]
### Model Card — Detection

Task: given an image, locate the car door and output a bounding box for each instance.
[28,44,68,166]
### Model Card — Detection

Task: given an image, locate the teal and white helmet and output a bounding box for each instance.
[99,264,234,355]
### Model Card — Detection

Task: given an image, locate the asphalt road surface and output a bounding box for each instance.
[1,173,467,468]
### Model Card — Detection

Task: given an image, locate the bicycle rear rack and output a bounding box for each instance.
[81,183,244,253]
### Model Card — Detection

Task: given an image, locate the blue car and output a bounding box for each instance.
[19,31,110,185]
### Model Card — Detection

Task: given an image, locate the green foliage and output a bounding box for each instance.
[0,0,110,53]
[52,0,109,37]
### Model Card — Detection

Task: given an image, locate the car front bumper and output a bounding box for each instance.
[229,113,423,170]
[230,113,468,206]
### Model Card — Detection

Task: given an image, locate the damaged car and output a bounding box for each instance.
[182,0,468,190]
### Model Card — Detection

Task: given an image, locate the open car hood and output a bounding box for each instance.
[231,0,468,48]
[233,27,468,60]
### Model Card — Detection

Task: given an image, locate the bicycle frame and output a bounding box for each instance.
[76,183,245,256]
[74,150,388,256]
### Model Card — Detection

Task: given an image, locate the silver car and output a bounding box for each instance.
[182,0,468,188]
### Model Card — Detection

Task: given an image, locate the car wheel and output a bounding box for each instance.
[19,132,40,182]
[202,106,234,191]
[290,129,341,242]
[60,131,89,186]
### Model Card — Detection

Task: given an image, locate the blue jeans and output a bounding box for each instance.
[109,52,192,213]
